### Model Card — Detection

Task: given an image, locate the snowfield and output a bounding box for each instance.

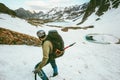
[0,7,120,80]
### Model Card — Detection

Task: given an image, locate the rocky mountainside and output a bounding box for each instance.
[15,8,44,19]
[14,3,88,26]
[42,3,88,21]
[15,3,88,21]
[0,27,40,46]
[1,0,120,25]
[77,0,120,24]
[0,3,16,16]
[14,0,120,25]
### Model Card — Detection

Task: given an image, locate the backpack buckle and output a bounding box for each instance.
[55,49,64,56]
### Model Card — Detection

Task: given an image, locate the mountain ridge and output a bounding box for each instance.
[0,3,16,16]
[0,0,120,25]
[77,0,120,24]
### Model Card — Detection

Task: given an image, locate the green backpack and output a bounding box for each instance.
[45,30,64,58]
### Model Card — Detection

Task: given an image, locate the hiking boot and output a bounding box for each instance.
[53,73,58,77]
[46,77,49,80]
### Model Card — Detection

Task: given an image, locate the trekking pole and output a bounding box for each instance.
[64,42,76,50]
[34,70,44,80]
[35,73,37,80]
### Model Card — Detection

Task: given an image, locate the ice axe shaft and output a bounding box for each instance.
[64,42,76,50]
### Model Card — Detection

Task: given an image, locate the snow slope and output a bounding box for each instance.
[0,7,120,80]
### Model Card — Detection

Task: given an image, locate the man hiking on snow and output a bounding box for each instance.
[33,30,64,80]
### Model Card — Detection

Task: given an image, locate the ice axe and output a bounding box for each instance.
[64,42,76,50]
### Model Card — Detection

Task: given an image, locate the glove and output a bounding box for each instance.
[33,68,40,74]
